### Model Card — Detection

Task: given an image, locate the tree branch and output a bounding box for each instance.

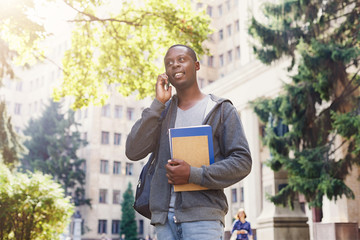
[67,17,143,26]
[328,137,347,157]
[319,2,359,28]
[346,58,360,69]
[328,75,360,111]
[63,0,161,27]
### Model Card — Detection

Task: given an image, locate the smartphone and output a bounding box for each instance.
[165,75,171,90]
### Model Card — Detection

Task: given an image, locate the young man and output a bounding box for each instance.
[126,44,252,240]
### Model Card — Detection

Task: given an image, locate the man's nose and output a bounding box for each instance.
[173,60,180,67]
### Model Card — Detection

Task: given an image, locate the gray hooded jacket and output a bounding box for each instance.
[126,94,252,225]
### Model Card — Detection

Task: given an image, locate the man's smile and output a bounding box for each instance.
[174,72,185,78]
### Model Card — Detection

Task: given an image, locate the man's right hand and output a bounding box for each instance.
[156,73,172,104]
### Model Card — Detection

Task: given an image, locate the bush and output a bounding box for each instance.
[0,164,74,239]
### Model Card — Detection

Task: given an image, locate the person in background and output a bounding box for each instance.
[231,208,253,240]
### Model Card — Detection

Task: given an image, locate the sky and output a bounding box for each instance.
[31,0,77,34]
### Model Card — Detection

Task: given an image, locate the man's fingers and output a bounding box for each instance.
[166,173,173,184]
[157,73,168,85]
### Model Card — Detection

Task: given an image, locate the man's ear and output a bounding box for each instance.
[195,61,200,71]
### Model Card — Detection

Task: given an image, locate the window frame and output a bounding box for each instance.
[113,161,121,175]
[100,160,109,174]
[101,131,110,145]
[99,189,108,203]
[98,220,107,234]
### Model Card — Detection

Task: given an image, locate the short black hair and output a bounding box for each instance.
[167,44,198,61]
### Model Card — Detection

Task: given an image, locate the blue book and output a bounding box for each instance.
[169,125,214,191]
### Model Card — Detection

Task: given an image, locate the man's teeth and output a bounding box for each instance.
[175,73,183,78]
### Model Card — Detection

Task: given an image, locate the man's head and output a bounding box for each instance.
[166,44,198,61]
[164,44,200,90]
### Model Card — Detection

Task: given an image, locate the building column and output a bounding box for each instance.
[73,211,82,240]
[256,166,310,240]
[240,108,262,229]
[313,165,360,240]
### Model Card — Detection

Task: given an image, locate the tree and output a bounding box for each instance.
[0,163,74,240]
[120,182,137,240]
[0,0,46,81]
[0,102,25,170]
[0,0,43,170]
[1,0,211,109]
[53,0,211,108]
[248,0,360,210]
[21,100,90,206]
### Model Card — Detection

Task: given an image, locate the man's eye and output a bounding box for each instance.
[167,61,173,66]
[179,57,184,61]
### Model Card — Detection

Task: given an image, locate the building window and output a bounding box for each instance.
[51,71,55,82]
[113,161,121,175]
[126,107,135,121]
[114,105,123,119]
[208,56,214,67]
[83,132,87,141]
[113,190,121,204]
[236,46,241,59]
[196,2,203,10]
[125,163,133,176]
[207,6,212,16]
[235,19,240,32]
[84,108,88,118]
[114,133,121,145]
[228,50,233,63]
[112,220,121,234]
[208,33,214,41]
[99,189,108,203]
[218,4,222,16]
[100,160,109,174]
[98,220,107,234]
[226,0,231,11]
[28,103,32,114]
[101,131,109,144]
[16,82,22,91]
[231,188,237,203]
[40,76,44,87]
[227,24,232,36]
[101,104,111,117]
[14,103,21,115]
[219,54,224,67]
[240,187,244,202]
[219,29,223,40]
[14,126,21,133]
[139,220,144,234]
[39,100,44,112]
[76,110,82,120]
[81,160,87,173]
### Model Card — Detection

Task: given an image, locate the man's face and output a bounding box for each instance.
[164,46,200,90]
